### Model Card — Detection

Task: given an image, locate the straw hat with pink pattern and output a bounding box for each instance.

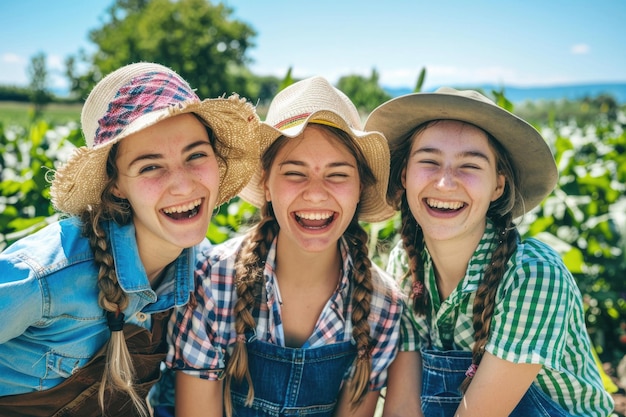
[50,62,260,215]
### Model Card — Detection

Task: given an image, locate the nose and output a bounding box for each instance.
[303,177,328,202]
[435,167,457,190]
[168,166,196,195]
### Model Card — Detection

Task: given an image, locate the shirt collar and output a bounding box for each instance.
[106,220,194,307]
[424,218,499,295]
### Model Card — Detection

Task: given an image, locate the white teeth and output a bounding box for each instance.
[295,211,333,220]
[163,198,202,214]
[426,198,464,210]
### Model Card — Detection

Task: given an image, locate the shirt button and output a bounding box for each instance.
[136,312,148,322]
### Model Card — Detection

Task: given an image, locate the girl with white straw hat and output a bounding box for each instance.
[364,88,613,416]
[0,62,260,416]
[167,76,406,417]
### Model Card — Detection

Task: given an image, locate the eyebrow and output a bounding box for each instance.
[127,140,212,169]
[278,160,357,169]
[412,146,492,163]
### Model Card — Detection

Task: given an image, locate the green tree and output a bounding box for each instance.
[27,52,51,117]
[337,69,392,114]
[66,0,257,100]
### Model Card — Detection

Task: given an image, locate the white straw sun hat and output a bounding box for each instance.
[238,76,395,223]
[50,62,260,215]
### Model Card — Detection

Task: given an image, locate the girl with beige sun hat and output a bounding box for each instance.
[167,76,406,417]
[365,88,613,416]
[0,62,260,416]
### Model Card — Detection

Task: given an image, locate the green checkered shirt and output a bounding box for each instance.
[386,219,614,416]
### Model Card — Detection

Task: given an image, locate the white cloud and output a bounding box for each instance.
[2,53,25,64]
[571,44,590,55]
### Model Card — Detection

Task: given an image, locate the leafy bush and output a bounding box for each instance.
[2,99,626,370]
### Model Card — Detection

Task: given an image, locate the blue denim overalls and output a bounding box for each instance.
[421,348,573,416]
[230,334,356,417]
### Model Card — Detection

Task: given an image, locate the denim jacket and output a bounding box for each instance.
[0,217,203,396]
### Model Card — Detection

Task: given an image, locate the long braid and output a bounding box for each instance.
[343,217,374,406]
[74,143,147,416]
[459,214,518,393]
[81,209,147,416]
[399,193,429,316]
[223,204,279,417]
[458,131,522,392]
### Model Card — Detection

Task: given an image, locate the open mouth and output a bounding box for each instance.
[426,198,465,212]
[294,210,335,229]
[162,198,202,220]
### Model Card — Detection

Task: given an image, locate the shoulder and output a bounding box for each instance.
[1,218,92,279]
[516,236,568,265]
[501,235,579,296]
[194,235,245,281]
[371,263,402,295]
[209,235,245,263]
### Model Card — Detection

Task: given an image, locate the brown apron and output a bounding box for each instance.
[0,310,172,417]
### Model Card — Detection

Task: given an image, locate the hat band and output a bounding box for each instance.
[274,113,340,131]
[94,71,199,146]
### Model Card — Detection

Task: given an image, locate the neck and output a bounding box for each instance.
[135,234,182,287]
[425,233,482,301]
[274,235,342,286]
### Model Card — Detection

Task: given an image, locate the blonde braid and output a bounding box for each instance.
[80,207,147,417]
[459,215,517,393]
[74,143,146,416]
[223,205,279,417]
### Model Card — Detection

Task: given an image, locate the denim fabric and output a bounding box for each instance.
[230,338,356,416]
[421,348,573,417]
[0,218,199,396]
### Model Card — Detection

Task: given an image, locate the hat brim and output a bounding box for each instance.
[51,95,259,216]
[365,92,558,217]
[239,109,395,223]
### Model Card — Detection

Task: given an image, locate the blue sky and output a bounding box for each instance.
[1,0,625,92]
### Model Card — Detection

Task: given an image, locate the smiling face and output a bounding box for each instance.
[112,113,220,259]
[264,124,361,255]
[402,120,505,246]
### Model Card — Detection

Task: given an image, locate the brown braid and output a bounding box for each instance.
[459,215,518,393]
[223,204,279,417]
[458,132,522,393]
[223,124,378,414]
[398,194,430,316]
[343,217,375,405]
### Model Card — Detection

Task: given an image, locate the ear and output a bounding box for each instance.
[491,173,506,202]
[111,185,126,200]
[264,182,271,202]
[401,166,407,190]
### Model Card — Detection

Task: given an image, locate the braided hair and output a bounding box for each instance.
[389,120,522,393]
[223,125,378,416]
[80,118,223,416]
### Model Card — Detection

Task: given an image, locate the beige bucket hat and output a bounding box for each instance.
[50,62,260,215]
[238,76,395,223]
[365,87,558,217]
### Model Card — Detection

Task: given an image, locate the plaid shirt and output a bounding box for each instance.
[167,235,404,390]
[387,219,613,416]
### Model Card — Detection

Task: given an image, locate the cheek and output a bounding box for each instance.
[402,166,424,196]
[196,164,220,191]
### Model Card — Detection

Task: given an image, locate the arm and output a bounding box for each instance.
[175,371,223,417]
[454,352,542,417]
[333,389,380,417]
[382,351,423,417]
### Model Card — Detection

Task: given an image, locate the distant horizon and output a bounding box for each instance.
[385,81,626,104]
[29,80,626,105]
